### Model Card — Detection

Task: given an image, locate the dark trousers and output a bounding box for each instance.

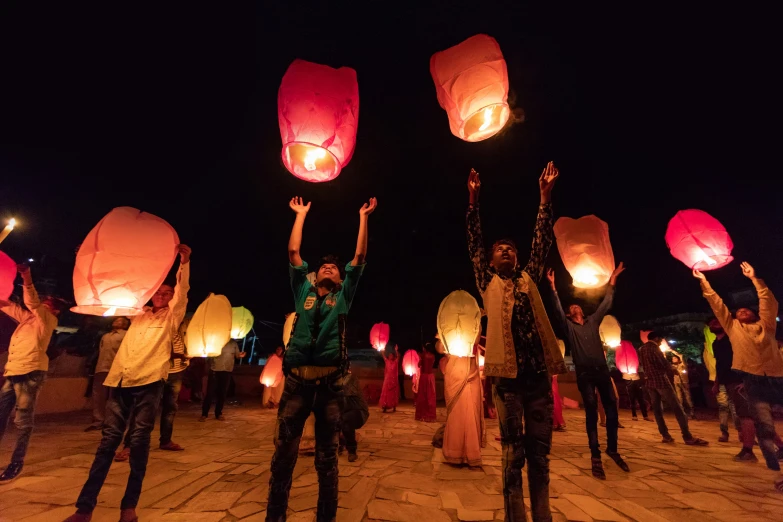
[76,381,164,512]
[122,371,183,448]
[267,373,345,522]
[398,374,405,400]
[625,379,648,418]
[576,365,618,458]
[202,370,230,418]
[340,410,368,454]
[492,369,553,522]
[744,373,783,471]
[649,382,692,441]
[0,371,45,464]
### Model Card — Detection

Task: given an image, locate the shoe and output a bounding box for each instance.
[718,433,729,443]
[606,451,630,472]
[84,424,101,432]
[198,416,207,422]
[553,425,567,432]
[643,417,654,422]
[661,436,675,444]
[599,421,606,427]
[734,449,758,462]
[348,452,358,463]
[689,414,697,420]
[591,457,606,480]
[113,447,131,462]
[632,416,638,421]
[216,415,226,421]
[119,507,138,522]
[160,442,184,451]
[338,446,345,455]
[0,461,23,483]
[684,437,709,446]
[618,422,625,429]
[63,511,93,521]
[777,448,783,461]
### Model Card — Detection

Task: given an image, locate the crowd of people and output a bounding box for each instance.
[1,163,783,522]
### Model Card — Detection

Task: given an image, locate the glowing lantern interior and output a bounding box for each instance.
[278,59,359,183]
[430,34,510,142]
[599,315,622,348]
[437,290,482,357]
[640,330,651,344]
[231,306,254,339]
[554,215,614,289]
[557,339,566,358]
[615,340,639,375]
[185,293,233,357]
[369,322,390,351]
[260,353,284,387]
[402,349,420,377]
[71,207,179,317]
[282,312,296,347]
[665,209,734,271]
[0,250,15,300]
[659,339,670,352]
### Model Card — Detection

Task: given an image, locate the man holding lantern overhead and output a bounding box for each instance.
[466,163,565,522]
[546,264,629,480]
[266,196,376,522]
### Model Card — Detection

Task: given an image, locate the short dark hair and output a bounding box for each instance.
[491,239,517,252]
[647,330,663,342]
[317,254,345,279]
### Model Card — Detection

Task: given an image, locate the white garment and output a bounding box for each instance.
[95,330,127,374]
[1,283,58,376]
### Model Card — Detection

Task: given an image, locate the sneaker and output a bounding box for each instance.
[734,449,758,462]
[348,452,358,463]
[718,433,729,443]
[777,448,783,461]
[684,437,709,446]
[84,424,101,432]
[661,436,675,444]
[632,416,638,421]
[113,447,131,462]
[63,511,93,522]
[338,446,345,455]
[618,422,625,429]
[0,461,23,483]
[643,417,654,422]
[216,415,226,421]
[591,457,606,480]
[606,451,630,472]
[553,425,567,432]
[119,507,138,522]
[198,416,207,422]
[160,442,185,451]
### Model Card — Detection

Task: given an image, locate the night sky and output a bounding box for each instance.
[1,3,779,350]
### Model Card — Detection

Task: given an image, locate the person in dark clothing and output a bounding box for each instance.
[624,372,650,421]
[339,371,369,462]
[709,318,742,444]
[547,264,629,480]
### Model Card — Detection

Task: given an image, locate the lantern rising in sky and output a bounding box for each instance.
[0,250,16,300]
[185,293,233,357]
[615,340,639,375]
[665,209,733,270]
[369,322,390,351]
[554,215,615,289]
[437,290,482,357]
[430,34,511,142]
[278,59,359,183]
[402,349,420,377]
[599,315,622,348]
[0,218,16,245]
[71,207,179,317]
[231,306,254,340]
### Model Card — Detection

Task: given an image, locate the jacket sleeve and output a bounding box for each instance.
[701,280,735,333]
[466,204,492,293]
[593,285,615,321]
[522,203,554,283]
[753,279,779,333]
[168,262,191,329]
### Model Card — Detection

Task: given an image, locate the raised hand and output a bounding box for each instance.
[468,168,481,202]
[16,263,30,275]
[740,261,756,279]
[289,197,311,215]
[539,161,559,203]
[360,197,378,217]
[692,269,706,281]
[546,268,556,289]
[609,262,625,285]
[177,244,192,264]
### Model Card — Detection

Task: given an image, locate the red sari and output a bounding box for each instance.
[379,354,399,410]
[415,351,437,422]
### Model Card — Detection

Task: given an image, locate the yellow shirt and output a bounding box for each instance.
[105,263,190,388]
[1,283,58,376]
[95,330,127,374]
[702,278,783,378]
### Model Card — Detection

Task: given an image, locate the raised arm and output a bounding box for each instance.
[741,262,779,331]
[288,197,311,267]
[352,198,377,266]
[546,268,569,328]
[466,169,492,293]
[693,269,734,331]
[522,162,558,282]
[168,245,191,327]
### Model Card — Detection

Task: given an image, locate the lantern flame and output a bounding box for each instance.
[701,251,718,267]
[303,147,327,172]
[660,340,670,352]
[572,267,599,287]
[478,107,493,132]
[103,307,117,317]
[7,218,16,229]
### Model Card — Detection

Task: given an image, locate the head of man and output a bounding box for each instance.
[42,297,64,318]
[489,239,517,276]
[152,283,175,309]
[671,355,681,365]
[735,307,759,325]
[567,304,585,325]
[647,330,664,345]
[111,316,130,331]
[275,346,284,357]
[315,255,344,288]
[707,318,724,335]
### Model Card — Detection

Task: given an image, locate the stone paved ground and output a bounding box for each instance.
[1,401,783,521]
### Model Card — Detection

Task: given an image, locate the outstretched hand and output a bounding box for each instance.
[609,262,625,285]
[740,261,756,279]
[16,263,30,275]
[360,197,378,217]
[468,169,481,203]
[692,269,706,281]
[289,197,311,216]
[177,244,192,264]
[546,268,556,289]
[539,161,559,203]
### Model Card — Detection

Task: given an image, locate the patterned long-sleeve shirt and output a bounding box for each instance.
[467,203,554,373]
[639,341,672,389]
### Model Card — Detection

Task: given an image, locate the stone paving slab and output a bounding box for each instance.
[1,401,783,521]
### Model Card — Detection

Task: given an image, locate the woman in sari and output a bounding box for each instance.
[380,345,399,412]
[441,343,484,467]
[416,342,438,422]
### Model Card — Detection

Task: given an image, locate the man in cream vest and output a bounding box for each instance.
[466,163,565,522]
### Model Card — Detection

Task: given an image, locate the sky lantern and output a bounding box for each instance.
[659,339,671,352]
[640,330,651,343]
[0,218,16,245]
[615,340,639,375]
[0,251,16,300]
[230,306,254,339]
[185,293,232,357]
[282,312,296,347]
[554,215,615,289]
[403,349,420,377]
[71,207,179,317]
[369,322,390,351]
[430,34,510,142]
[598,315,622,348]
[278,59,359,183]
[260,352,284,387]
[437,290,482,357]
[665,209,733,270]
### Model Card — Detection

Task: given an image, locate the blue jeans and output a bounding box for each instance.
[492,369,553,522]
[267,372,345,522]
[122,371,183,447]
[648,382,692,441]
[576,365,618,458]
[0,371,46,464]
[76,381,164,511]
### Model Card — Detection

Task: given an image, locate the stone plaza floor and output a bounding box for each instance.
[1,401,783,521]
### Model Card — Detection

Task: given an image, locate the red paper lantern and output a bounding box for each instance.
[665,209,733,270]
[71,207,179,317]
[402,349,420,377]
[369,322,390,351]
[615,340,639,375]
[554,215,615,288]
[278,59,359,183]
[0,251,16,300]
[430,34,510,142]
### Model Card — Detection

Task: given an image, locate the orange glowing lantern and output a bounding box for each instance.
[231,306,254,340]
[403,349,420,377]
[665,209,733,270]
[278,59,359,183]
[260,352,284,387]
[437,290,482,357]
[185,293,233,357]
[71,207,179,317]
[615,340,639,375]
[430,34,511,142]
[554,215,615,289]
[659,339,671,352]
[369,322,390,351]
[0,250,15,300]
[599,315,622,348]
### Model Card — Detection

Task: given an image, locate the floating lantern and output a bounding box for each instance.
[0,218,16,245]
[403,349,420,377]
[557,339,566,358]
[615,340,639,375]
[0,251,15,300]
[640,330,651,344]
[430,34,511,142]
[659,339,670,352]
[278,59,359,183]
[282,312,296,347]
[437,290,482,357]
[185,293,233,357]
[369,322,390,351]
[260,352,284,387]
[665,209,733,270]
[71,207,179,317]
[230,306,254,339]
[599,315,622,348]
[554,215,615,288]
